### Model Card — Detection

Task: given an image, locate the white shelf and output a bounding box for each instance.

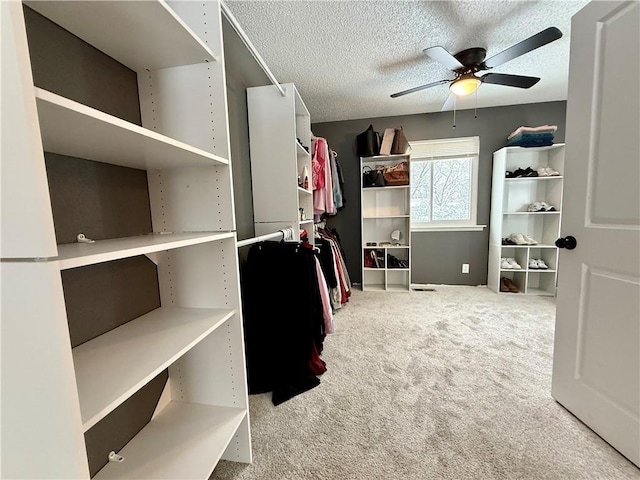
[361,153,410,162]
[56,232,234,270]
[363,215,410,219]
[386,284,411,292]
[35,88,228,170]
[298,186,312,195]
[499,243,558,249]
[24,0,216,72]
[502,144,565,153]
[386,268,410,272]
[362,284,385,291]
[93,402,246,479]
[503,211,561,215]
[505,176,564,181]
[363,185,411,190]
[363,245,410,249]
[525,288,556,296]
[74,307,235,431]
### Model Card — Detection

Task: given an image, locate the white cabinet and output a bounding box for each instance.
[246,83,313,237]
[488,144,565,295]
[1,1,251,477]
[360,154,411,291]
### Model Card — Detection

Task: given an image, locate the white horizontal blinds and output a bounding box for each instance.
[409,136,479,160]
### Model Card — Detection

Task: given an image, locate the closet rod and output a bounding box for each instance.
[237,231,283,248]
[220,1,286,97]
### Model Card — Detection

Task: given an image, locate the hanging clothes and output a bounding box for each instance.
[241,241,326,405]
[312,136,336,221]
[330,149,344,210]
[316,226,352,308]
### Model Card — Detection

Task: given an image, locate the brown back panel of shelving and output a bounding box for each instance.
[23,7,167,474]
[45,153,154,244]
[62,256,161,348]
[23,5,141,125]
[84,370,168,477]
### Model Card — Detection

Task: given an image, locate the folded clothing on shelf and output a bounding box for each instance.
[506,124,557,148]
[506,132,555,147]
[508,125,558,140]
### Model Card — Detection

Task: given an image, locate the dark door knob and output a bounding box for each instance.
[555,236,577,250]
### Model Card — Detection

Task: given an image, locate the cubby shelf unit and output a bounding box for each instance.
[488,144,565,296]
[360,154,411,291]
[1,1,251,478]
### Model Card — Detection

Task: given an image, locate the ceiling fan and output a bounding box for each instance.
[390,27,563,108]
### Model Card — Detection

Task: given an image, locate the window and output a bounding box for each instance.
[410,136,484,231]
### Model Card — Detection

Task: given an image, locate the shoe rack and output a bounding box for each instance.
[488,144,565,295]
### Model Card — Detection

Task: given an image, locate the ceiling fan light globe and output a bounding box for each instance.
[450,77,481,96]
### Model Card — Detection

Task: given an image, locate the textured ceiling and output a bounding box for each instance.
[225,0,590,123]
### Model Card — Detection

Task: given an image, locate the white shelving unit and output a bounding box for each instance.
[246,83,313,238]
[488,144,565,295]
[360,154,412,291]
[1,1,251,478]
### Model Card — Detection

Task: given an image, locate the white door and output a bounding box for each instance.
[552,0,639,467]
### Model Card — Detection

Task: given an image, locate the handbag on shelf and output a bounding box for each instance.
[379,128,396,155]
[356,124,381,157]
[362,165,385,187]
[390,126,409,154]
[382,161,409,186]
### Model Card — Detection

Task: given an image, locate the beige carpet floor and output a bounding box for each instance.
[211,287,638,480]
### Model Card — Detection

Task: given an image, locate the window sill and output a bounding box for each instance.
[411,225,486,232]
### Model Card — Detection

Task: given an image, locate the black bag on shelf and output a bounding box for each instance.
[362,166,385,187]
[356,124,380,157]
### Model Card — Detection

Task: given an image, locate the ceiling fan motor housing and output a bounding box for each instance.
[453,47,488,76]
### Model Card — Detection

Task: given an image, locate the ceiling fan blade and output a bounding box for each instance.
[481,73,540,88]
[441,93,455,112]
[390,79,449,98]
[423,46,465,71]
[484,27,562,69]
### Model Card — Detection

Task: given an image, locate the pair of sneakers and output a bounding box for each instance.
[509,233,538,245]
[528,258,549,269]
[506,167,537,178]
[536,166,560,176]
[501,257,522,269]
[527,201,556,212]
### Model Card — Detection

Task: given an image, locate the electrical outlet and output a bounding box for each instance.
[462,263,470,274]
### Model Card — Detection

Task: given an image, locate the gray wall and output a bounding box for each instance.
[312,101,567,285]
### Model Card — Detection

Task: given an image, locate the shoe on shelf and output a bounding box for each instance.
[539,202,557,212]
[509,233,528,245]
[522,234,538,245]
[522,167,538,177]
[536,259,549,269]
[527,201,545,212]
[528,259,539,269]
[544,166,560,176]
[500,277,519,293]
[506,258,522,269]
[501,258,513,269]
[502,237,516,245]
[536,167,550,177]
